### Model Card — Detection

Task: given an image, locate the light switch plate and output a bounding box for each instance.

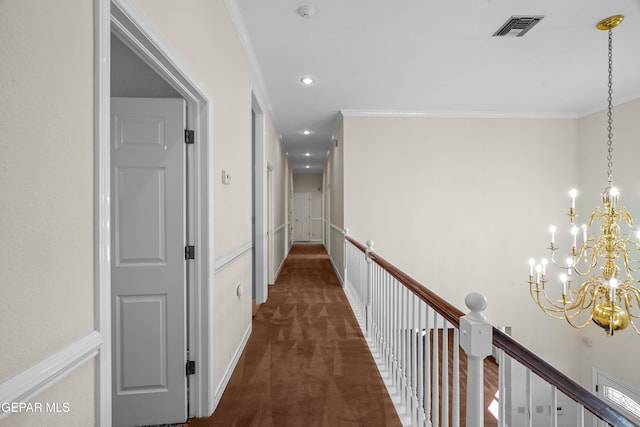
[222,170,231,185]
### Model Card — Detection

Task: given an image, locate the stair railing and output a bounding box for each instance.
[343,236,636,427]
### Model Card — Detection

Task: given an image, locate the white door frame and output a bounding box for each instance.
[252,94,268,303]
[267,162,274,282]
[593,368,640,426]
[95,0,213,424]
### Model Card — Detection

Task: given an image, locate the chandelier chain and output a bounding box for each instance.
[606,29,614,185]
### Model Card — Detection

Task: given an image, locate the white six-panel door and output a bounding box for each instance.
[111,97,187,426]
[293,192,311,242]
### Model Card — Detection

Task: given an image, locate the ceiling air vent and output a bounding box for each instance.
[493,15,544,37]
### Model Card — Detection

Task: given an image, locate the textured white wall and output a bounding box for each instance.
[342,115,582,379]
[327,123,345,276]
[1,361,95,427]
[266,114,290,273]
[0,0,95,424]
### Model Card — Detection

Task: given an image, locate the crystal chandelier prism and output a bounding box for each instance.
[528,15,640,336]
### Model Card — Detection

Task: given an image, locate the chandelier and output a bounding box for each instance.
[528,15,640,336]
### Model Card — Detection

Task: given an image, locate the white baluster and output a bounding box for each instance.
[578,404,585,427]
[526,369,532,427]
[393,278,399,390]
[452,328,460,427]
[442,320,449,425]
[432,311,439,427]
[410,294,420,425]
[365,240,374,339]
[402,286,408,407]
[459,293,492,427]
[425,306,432,422]
[343,229,348,288]
[498,347,506,427]
[551,385,558,427]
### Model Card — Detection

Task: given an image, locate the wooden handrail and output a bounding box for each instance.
[492,328,636,426]
[346,236,464,328]
[345,235,637,427]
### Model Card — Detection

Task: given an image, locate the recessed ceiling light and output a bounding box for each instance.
[300,76,315,86]
[305,153,311,157]
[302,129,312,135]
[305,165,310,169]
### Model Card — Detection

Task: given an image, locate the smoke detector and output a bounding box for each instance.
[493,16,545,37]
[298,5,316,19]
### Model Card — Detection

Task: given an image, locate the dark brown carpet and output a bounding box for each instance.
[189,244,402,427]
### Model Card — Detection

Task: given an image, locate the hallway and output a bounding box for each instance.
[190,244,401,426]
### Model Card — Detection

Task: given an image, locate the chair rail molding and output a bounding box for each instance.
[0,331,102,421]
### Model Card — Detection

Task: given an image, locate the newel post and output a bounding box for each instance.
[365,240,374,337]
[459,293,492,427]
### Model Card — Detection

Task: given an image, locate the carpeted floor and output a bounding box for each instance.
[187,243,402,427]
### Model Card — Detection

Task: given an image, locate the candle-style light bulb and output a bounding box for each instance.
[610,278,619,302]
[581,224,587,243]
[529,258,535,277]
[566,257,573,277]
[570,188,577,210]
[571,226,578,249]
[535,264,542,285]
[541,258,548,276]
[549,225,556,245]
[560,273,568,296]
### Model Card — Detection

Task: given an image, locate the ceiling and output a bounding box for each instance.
[233,0,640,174]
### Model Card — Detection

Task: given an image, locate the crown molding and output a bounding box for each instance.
[224,0,273,117]
[340,109,579,120]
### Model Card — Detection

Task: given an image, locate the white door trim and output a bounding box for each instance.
[252,94,268,303]
[593,368,640,426]
[95,0,213,423]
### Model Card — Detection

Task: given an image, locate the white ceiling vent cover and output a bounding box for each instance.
[493,16,545,37]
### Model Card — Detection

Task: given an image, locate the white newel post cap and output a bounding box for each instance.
[460,292,492,358]
[465,292,488,322]
[365,240,374,262]
[344,228,349,236]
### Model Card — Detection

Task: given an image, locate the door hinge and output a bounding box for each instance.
[186,360,196,376]
[595,384,599,392]
[185,245,195,260]
[185,129,195,144]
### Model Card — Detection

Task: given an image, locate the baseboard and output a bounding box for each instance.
[271,256,286,285]
[365,337,412,426]
[0,331,102,420]
[329,255,344,286]
[212,323,252,410]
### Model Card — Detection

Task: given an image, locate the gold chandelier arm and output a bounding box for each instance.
[619,207,635,229]
[565,283,596,312]
[625,286,640,318]
[563,307,594,329]
[530,281,566,312]
[571,243,600,276]
[540,281,572,311]
[624,293,640,335]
